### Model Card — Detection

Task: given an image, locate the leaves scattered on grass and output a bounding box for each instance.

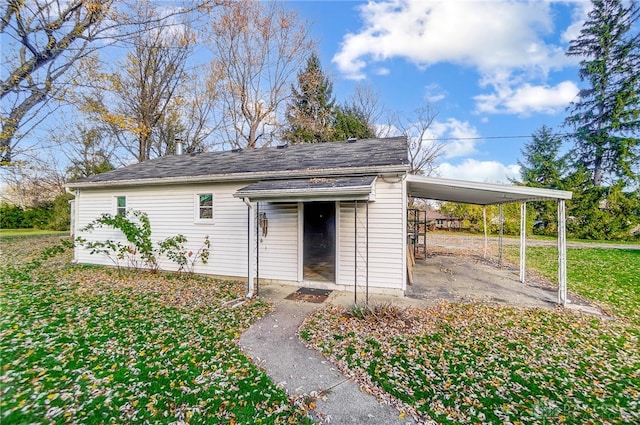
[301,302,640,425]
[1,236,312,424]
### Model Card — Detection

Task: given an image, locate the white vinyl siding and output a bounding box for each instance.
[338,178,404,291]
[255,203,298,281]
[74,175,406,292]
[75,183,249,277]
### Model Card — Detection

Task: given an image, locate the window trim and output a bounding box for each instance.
[194,193,214,223]
[115,196,127,216]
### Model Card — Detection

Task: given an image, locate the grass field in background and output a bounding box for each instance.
[0,229,68,239]
[505,246,640,325]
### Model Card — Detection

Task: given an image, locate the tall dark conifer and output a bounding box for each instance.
[518,126,569,189]
[564,0,640,186]
[518,126,570,235]
[283,53,335,143]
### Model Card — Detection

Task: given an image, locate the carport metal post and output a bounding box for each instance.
[558,200,568,306]
[354,200,358,304]
[520,202,526,283]
[498,204,504,265]
[483,206,488,258]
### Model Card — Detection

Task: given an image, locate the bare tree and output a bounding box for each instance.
[54,124,117,179]
[154,63,223,156]
[78,3,194,162]
[209,0,314,149]
[349,83,384,134]
[0,156,67,207]
[0,0,220,164]
[393,106,444,175]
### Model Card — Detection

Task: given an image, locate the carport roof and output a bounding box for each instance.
[406,174,572,205]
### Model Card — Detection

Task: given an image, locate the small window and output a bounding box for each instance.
[195,193,214,222]
[116,196,126,215]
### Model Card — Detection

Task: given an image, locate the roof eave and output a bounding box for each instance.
[234,185,374,201]
[406,174,573,204]
[66,165,409,189]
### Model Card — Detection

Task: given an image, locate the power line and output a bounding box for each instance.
[423,132,575,142]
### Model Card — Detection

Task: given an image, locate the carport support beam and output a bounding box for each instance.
[520,202,526,283]
[354,200,358,304]
[558,200,567,306]
[483,206,488,258]
[498,204,504,265]
[243,198,256,298]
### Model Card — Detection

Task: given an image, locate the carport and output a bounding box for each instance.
[405,175,573,306]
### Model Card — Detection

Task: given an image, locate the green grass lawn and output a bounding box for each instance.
[301,245,640,424]
[0,236,310,424]
[0,229,68,239]
[504,246,640,325]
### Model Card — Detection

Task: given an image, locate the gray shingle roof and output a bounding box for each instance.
[235,176,376,197]
[237,176,376,193]
[68,137,408,187]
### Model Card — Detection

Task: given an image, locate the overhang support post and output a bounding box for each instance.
[483,206,488,258]
[256,202,260,296]
[558,199,568,306]
[366,200,369,306]
[354,200,358,304]
[498,204,504,265]
[243,198,255,298]
[519,202,526,283]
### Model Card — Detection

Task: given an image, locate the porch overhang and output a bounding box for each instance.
[234,176,377,203]
[406,174,572,204]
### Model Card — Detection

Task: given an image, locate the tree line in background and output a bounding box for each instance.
[1,0,638,240]
[442,0,639,241]
[1,0,442,229]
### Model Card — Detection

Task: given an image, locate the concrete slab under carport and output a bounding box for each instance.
[405,252,559,309]
[405,174,574,306]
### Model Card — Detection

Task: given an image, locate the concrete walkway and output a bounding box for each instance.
[239,284,416,425]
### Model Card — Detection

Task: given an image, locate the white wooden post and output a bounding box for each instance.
[243,198,256,298]
[483,206,488,258]
[558,200,567,306]
[520,202,526,283]
[498,204,504,265]
[354,200,358,304]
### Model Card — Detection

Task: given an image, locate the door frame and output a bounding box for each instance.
[298,201,340,284]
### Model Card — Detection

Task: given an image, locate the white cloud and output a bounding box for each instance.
[474,80,579,116]
[561,1,592,43]
[424,83,446,103]
[429,118,481,159]
[438,159,521,183]
[332,0,572,79]
[374,67,390,76]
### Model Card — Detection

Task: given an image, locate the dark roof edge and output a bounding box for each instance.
[66,165,409,189]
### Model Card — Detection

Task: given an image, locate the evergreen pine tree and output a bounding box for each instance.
[283,53,335,143]
[517,126,570,235]
[333,105,376,141]
[518,126,568,189]
[564,0,640,186]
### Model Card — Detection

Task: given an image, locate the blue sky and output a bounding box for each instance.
[287,0,592,183]
[2,0,593,185]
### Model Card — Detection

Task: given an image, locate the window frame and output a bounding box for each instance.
[115,196,127,216]
[194,193,214,223]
